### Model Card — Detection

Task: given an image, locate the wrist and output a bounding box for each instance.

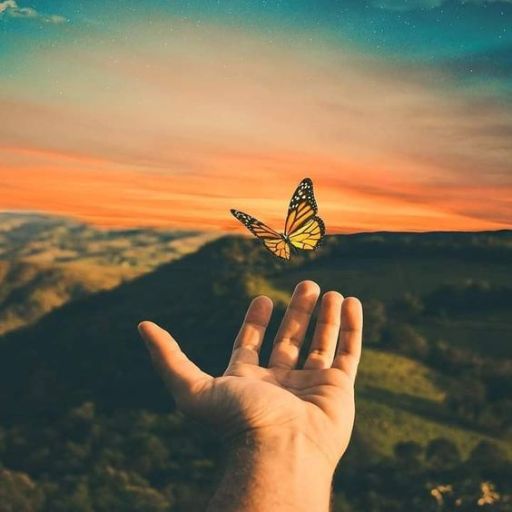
[209,426,334,512]
[230,425,337,475]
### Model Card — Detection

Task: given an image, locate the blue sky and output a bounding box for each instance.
[2,1,511,57]
[2,0,511,96]
[1,0,511,105]
[1,0,511,231]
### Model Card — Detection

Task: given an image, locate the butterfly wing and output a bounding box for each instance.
[230,209,290,260]
[261,237,291,260]
[287,216,325,251]
[284,178,325,251]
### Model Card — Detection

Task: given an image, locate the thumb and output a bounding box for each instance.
[138,321,211,399]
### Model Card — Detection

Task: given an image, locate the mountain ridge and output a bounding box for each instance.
[0,212,217,335]
[0,230,510,460]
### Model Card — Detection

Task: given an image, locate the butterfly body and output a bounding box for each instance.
[230,178,325,260]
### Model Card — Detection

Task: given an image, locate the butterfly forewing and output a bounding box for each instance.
[284,178,325,251]
[284,178,318,235]
[230,209,291,260]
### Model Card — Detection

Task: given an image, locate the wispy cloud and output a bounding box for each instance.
[373,0,443,11]
[0,20,510,231]
[439,43,512,80]
[373,0,512,10]
[462,0,512,3]
[0,0,67,23]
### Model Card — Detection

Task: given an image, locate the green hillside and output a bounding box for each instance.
[0,212,216,335]
[0,230,510,511]
[357,349,509,458]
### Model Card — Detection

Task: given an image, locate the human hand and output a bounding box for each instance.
[138,280,363,511]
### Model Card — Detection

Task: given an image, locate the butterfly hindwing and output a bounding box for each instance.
[262,237,291,260]
[288,216,325,251]
[230,209,290,260]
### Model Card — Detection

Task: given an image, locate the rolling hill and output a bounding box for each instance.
[0,230,510,464]
[0,212,217,335]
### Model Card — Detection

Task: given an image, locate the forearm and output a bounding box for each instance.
[207,428,334,512]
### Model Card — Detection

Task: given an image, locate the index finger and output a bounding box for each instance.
[228,295,273,366]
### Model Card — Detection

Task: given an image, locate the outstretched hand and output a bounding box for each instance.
[138,280,363,473]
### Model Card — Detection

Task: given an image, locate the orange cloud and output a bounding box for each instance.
[0,20,511,232]
[0,145,508,232]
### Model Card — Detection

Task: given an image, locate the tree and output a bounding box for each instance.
[394,293,424,319]
[468,441,508,473]
[363,300,387,344]
[393,441,423,468]
[0,469,43,512]
[425,437,460,470]
[445,378,486,423]
[382,323,430,360]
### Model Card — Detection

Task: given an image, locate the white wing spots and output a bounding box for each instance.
[230,209,282,240]
[288,178,318,215]
[231,210,254,226]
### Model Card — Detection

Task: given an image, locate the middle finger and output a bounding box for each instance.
[268,280,320,369]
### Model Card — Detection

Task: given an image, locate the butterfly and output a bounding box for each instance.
[230,177,325,260]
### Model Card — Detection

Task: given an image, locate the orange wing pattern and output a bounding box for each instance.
[284,178,319,235]
[263,238,291,260]
[285,178,325,251]
[288,217,325,250]
[230,209,290,260]
[230,178,325,260]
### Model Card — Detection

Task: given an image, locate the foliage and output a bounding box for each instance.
[0,225,511,510]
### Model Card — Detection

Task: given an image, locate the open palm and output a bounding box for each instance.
[138,280,363,471]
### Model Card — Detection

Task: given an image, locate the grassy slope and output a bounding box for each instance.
[356,349,509,458]
[0,230,510,461]
[248,275,511,458]
[0,259,140,335]
[0,213,217,335]
[215,230,512,457]
[270,256,512,357]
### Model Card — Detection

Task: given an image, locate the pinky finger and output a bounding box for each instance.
[332,297,363,383]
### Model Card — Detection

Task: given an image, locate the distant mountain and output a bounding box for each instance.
[0,230,511,458]
[0,212,217,334]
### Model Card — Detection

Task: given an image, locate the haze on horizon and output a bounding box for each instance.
[1,0,511,233]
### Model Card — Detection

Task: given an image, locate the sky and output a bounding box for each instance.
[1,0,511,233]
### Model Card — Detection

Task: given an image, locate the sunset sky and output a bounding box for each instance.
[1,0,511,233]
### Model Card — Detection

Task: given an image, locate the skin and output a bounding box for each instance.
[138,280,363,511]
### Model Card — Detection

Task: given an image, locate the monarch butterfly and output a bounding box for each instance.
[230,177,325,260]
